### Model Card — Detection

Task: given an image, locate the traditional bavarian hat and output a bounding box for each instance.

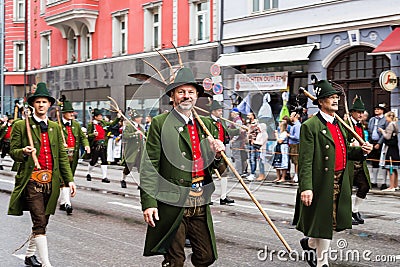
[312,80,342,105]
[27,82,56,106]
[350,96,365,112]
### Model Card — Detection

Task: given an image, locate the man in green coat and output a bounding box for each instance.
[294,80,372,267]
[207,100,239,205]
[120,110,145,188]
[140,67,226,266]
[8,82,75,267]
[58,100,90,214]
[86,108,120,183]
[346,97,371,225]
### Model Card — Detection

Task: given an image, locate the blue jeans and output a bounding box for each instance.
[248,144,258,174]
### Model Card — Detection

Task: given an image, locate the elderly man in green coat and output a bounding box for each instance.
[58,100,90,214]
[294,80,372,267]
[140,67,226,266]
[8,82,75,267]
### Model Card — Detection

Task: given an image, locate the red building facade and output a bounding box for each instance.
[4,0,220,123]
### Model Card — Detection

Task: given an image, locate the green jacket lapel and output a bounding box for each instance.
[29,117,41,143]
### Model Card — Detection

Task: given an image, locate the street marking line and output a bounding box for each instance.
[233,203,293,215]
[13,254,25,260]
[108,201,142,210]
[0,178,14,184]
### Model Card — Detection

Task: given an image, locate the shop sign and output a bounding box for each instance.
[379,70,398,91]
[234,72,288,91]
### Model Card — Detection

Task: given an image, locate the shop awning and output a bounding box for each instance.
[215,43,319,66]
[370,28,400,55]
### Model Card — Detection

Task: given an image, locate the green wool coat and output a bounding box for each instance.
[294,113,366,239]
[8,118,74,216]
[61,120,90,174]
[122,123,145,167]
[140,109,225,257]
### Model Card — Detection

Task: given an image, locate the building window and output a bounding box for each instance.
[143,2,162,51]
[252,0,278,12]
[81,26,92,61]
[14,42,25,71]
[189,0,210,44]
[67,29,78,63]
[14,0,25,21]
[112,10,129,56]
[40,32,51,68]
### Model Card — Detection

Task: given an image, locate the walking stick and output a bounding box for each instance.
[193,106,249,131]
[107,96,147,140]
[192,108,292,253]
[23,105,41,170]
[55,107,68,147]
[298,87,365,145]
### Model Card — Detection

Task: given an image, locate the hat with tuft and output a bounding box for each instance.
[27,83,56,106]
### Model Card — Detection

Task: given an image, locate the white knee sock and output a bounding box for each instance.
[88,165,94,175]
[353,196,364,213]
[220,178,228,200]
[35,235,52,267]
[61,187,71,205]
[315,238,331,267]
[308,237,317,249]
[372,168,379,184]
[101,165,107,178]
[25,236,36,257]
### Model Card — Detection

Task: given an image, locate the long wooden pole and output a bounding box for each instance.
[24,106,41,170]
[55,107,67,146]
[299,87,365,145]
[192,108,292,252]
[193,106,249,131]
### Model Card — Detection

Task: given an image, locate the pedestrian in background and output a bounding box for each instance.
[254,123,268,181]
[245,112,260,181]
[0,114,14,170]
[367,103,388,189]
[288,111,301,182]
[272,120,289,183]
[8,82,76,267]
[229,108,247,177]
[378,111,399,192]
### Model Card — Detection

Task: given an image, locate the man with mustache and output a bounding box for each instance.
[140,67,226,266]
[294,80,372,267]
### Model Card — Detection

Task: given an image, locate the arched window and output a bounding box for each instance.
[80,26,92,61]
[67,29,77,63]
[327,46,391,115]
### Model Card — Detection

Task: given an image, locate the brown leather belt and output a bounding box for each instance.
[31,170,52,184]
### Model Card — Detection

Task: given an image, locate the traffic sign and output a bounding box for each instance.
[213,83,223,94]
[203,78,213,91]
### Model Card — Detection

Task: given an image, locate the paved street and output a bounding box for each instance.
[0,156,399,266]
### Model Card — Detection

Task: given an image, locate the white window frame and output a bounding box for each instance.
[40,31,51,68]
[252,0,278,12]
[188,0,210,44]
[80,26,92,61]
[13,0,25,22]
[143,1,162,52]
[13,41,25,71]
[112,9,129,56]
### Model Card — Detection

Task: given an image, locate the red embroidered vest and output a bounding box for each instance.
[37,132,53,171]
[326,122,346,171]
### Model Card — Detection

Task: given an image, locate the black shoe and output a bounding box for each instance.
[220,197,235,205]
[352,212,364,224]
[120,180,127,188]
[184,238,191,248]
[380,184,388,190]
[59,204,66,211]
[102,177,110,183]
[86,174,92,181]
[371,183,378,188]
[65,204,73,215]
[25,255,42,266]
[300,237,316,267]
[352,217,359,225]
[0,165,3,170]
